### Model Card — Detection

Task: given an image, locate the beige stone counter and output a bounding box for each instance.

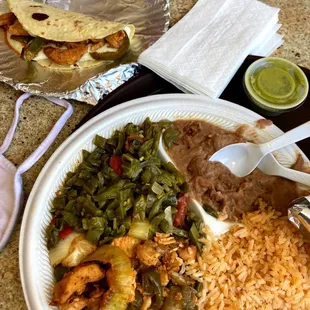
[0,1,309,309]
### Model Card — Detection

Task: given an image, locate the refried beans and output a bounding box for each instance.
[168,119,309,221]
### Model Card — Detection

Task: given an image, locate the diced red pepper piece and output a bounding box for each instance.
[58,225,73,239]
[109,155,123,176]
[173,194,189,228]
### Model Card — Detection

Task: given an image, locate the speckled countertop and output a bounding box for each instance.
[0,0,309,309]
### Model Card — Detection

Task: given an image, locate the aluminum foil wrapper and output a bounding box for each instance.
[0,0,170,105]
[288,196,310,240]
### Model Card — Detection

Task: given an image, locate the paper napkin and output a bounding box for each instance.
[138,0,284,98]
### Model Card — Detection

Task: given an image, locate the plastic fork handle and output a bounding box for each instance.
[277,166,310,187]
[260,121,310,155]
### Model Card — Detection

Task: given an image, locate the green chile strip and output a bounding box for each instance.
[90,33,130,61]
[22,37,46,61]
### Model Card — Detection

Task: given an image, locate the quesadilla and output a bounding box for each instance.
[0,0,135,70]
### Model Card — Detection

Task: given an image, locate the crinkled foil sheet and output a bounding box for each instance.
[289,196,310,240]
[0,0,170,105]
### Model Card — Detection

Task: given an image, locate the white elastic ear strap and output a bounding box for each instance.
[0,93,32,154]
[0,94,73,251]
[17,96,73,175]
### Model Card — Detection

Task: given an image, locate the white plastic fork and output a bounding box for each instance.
[209,121,310,177]
[258,153,310,186]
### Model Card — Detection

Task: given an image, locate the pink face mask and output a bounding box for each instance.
[0,93,73,250]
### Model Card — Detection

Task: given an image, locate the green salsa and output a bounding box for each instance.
[249,59,308,106]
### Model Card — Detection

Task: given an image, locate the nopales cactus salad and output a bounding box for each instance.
[46,118,204,310]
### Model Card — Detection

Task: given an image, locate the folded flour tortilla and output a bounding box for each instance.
[2,0,135,70]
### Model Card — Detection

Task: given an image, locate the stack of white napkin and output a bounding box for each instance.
[138,0,283,99]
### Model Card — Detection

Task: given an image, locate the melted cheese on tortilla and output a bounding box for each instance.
[78,45,118,62]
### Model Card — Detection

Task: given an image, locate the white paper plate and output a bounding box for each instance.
[19,94,309,309]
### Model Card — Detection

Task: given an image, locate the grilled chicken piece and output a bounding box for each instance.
[136,240,161,266]
[58,297,89,310]
[178,245,197,262]
[0,12,15,27]
[8,19,29,36]
[111,236,140,258]
[105,30,126,49]
[89,40,105,52]
[44,44,88,65]
[52,263,105,305]
[88,296,101,310]
[87,287,105,310]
